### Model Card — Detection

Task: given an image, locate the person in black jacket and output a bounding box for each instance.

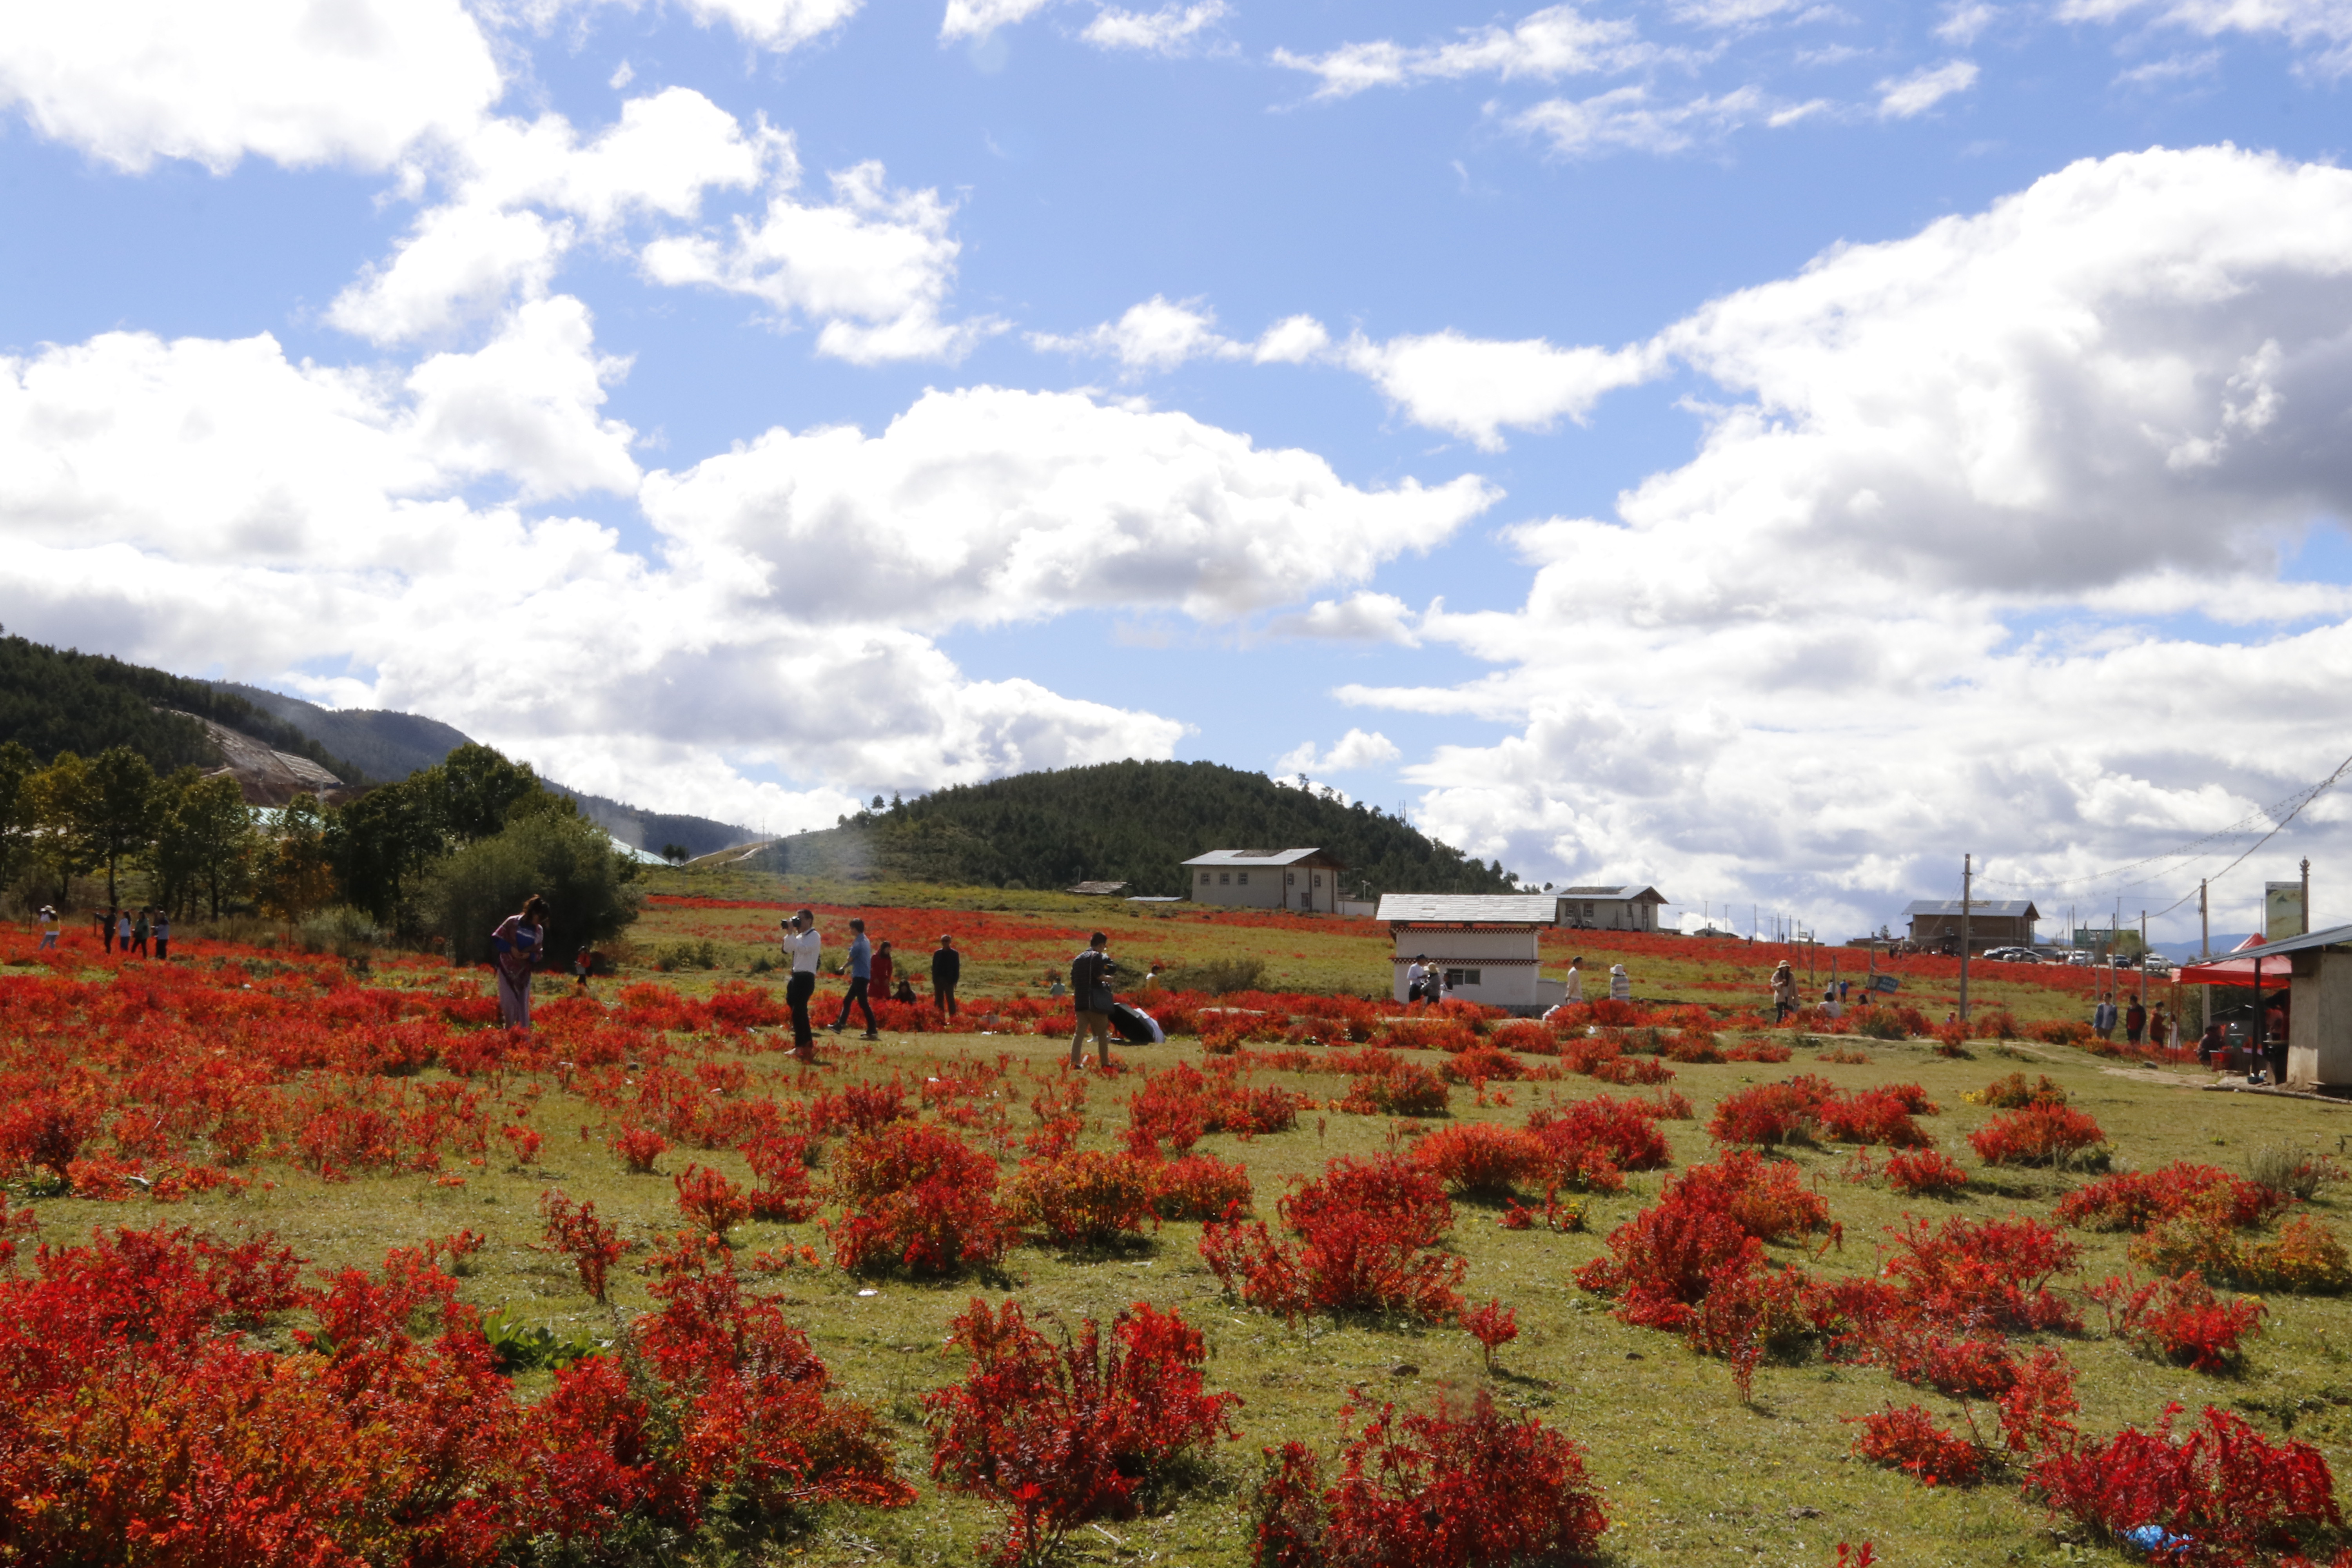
[1070,931,1117,1072]
[931,934,961,1017]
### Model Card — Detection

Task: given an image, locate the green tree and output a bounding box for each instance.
[423,811,641,967]
[0,740,34,892]
[152,769,258,917]
[261,794,336,921]
[435,744,551,842]
[79,747,162,907]
[23,752,94,905]
[329,775,447,925]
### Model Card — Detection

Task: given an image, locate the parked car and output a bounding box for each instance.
[2143,955,2174,976]
[1982,946,2040,963]
[2066,951,2096,966]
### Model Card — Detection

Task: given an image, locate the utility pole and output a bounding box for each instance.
[2201,878,2212,1045]
[1958,853,1973,1023]
[2139,910,2148,1008]
[2303,857,2312,935]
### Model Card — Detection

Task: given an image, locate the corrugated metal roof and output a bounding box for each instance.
[1181,848,1336,867]
[1902,900,2040,919]
[1557,885,1669,902]
[2184,921,2352,965]
[1378,894,1561,924]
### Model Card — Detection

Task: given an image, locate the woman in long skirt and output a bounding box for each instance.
[491,894,549,1031]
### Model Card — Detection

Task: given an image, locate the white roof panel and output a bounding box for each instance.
[1182,848,1328,867]
[1378,894,1561,924]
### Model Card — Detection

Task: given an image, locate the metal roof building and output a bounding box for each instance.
[1376,893,1564,1014]
[1181,848,1346,914]
[1901,899,2040,954]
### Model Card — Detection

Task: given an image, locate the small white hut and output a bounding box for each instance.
[1377,893,1565,1015]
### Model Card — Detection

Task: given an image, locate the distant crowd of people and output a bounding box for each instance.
[27,903,173,960]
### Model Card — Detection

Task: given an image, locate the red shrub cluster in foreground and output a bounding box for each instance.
[1846,1405,1985,1487]
[822,1121,1016,1275]
[1201,1154,1465,1324]
[1007,1149,1158,1247]
[1246,1392,1608,1568]
[1969,1104,2108,1167]
[2025,1404,2340,1563]
[1123,1063,1305,1154]
[2088,1272,2265,1371]
[924,1298,1239,1566]
[2055,1162,2285,1233]
[1573,1151,1827,1336]
[0,1219,909,1561]
[1708,1076,1938,1150]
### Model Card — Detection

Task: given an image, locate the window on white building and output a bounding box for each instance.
[1445,968,1483,988]
[1219,873,1230,885]
[1286,871,1296,884]
[1237,872,1249,885]
[1199,871,1211,884]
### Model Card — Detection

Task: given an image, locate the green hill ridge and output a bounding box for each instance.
[756,759,1522,899]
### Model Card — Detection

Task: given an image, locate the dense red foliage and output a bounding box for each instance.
[539,1189,626,1302]
[1008,1149,1159,1246]
[2026,1404,2340,1564]
[2088,1272,2265,1371]
[1200,1154,1465,1324]
[2055,1163,2286,1233]
[1846,1405,1985,1486]
[1144,1152,1254,1220]
[1882,1149,1969,1197]
[823,1122,1016,1275]
[1969,1104,2108,1167]
[1410,1123,1551,1197]
[1246,1392,1608,1568]
[1574,1151,1827,1335]
[924,1298,1239,1565]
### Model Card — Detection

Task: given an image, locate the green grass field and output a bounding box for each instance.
[18,874,2323,1566]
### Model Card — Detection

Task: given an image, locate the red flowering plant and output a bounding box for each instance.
[924,1298,1240,1566]
[1200,1154,1466,1325]
[822,1121,1017,1276]
[2025,1403,2340,1565]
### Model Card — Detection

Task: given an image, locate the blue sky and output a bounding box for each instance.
[3,0,2350,942]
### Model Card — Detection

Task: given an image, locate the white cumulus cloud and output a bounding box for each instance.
[1341,330,1661,450]
[2058,0,2352,75]
[0,0,503,172]
[1512,84,1774,158]
[1276,729,1404,775]
[1876,59,1980,117]
[1083,0,1229,52]
[1272,4,1651,98]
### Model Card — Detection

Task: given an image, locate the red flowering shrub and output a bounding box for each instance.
[1529,1094,1673,1173]
[1200,1154,1465,1324]
[2056,1162,2285,1233]
[1410,1123,1550,1196]
[924,1298,1239,1566]
[1574,1151,1825,1333]
[823,1122,1016,1276]
[1811,1088,1935,1148]
[1125,1063,1306,1153]
[1879,1214,2083,1334]
[1589,1054,1676,1086]
[1996,1347,2082,1456]
[1722,1037,1793,1063]
[740,1131,821,1222]
[1008,1150,1158,1246]
[1969,1104,2108,1167]
[1246,1392,1608,1568]
[1662,1032,1726,1063]
[1883,1149,1969,1197]
[1707,1077,1835,1149]
[806,1078,911,1136]
[1146,1152,1253,1220]
[673,1163,751,1239]
[1438,1044,1526,1083]
[1459,1298,1519,1369]
[2089,1272,2264,1371]
[2134,1213,2352,1294]
[1686,1258,1815,1401]
[1485,1020,1556,1054]
[1846,1405,1984,1486]
[609,1125,668,1174]
[540,1189,626,1301]
[1975,1071,2067,1109]
[2026,1404,2340,1563]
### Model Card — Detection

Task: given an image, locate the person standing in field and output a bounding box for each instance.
[931,934,960,1017]
[1070,931,1118,1072]
[2093,997,2118,1041]
[1563,956,1584,1004]
[37,906,58,950]
[97,908,113,953]
[1608,964,1632,1003]
[1406,954,1430,1003]
[830,918,879,1040]
[152,909,170,961]
[116,909,133,956]
[2125,999,2147,1045]
[871,940,896,1013]
[490,894,549,1031]
[132,907,150,958]
[1769,959,1797,1023]
[782,910,822,1061]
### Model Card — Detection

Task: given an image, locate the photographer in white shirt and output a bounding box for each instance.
[780,910,822,1062]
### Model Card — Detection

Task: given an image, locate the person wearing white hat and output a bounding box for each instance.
[1608,963,1632,1002]
[36,906,58,950]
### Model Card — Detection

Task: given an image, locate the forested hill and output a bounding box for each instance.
[0,632,363,781]
[756,759,1522,898]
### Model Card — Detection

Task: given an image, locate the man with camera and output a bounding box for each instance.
[1070,930,1119,1073]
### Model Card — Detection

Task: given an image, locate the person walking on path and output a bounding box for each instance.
[151,910,169,961]
[871,940,896,1013]
[1070,931,1118,1072]
[1609,963,1632,1003]
[2125,1000,2148,1046]
[931,935,961,1017]
[1563,956,1585,1005]
[36,906,57,951]
[2093,998,2118,1041]
[490,895,549,1032]
[782,911,822,1061]
[1769,959,1797,1023]
[830,918,878,1040]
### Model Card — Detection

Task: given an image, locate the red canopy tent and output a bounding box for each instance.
[2176,933,2286,986]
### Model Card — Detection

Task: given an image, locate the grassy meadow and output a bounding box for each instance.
[7,869,2328,1567]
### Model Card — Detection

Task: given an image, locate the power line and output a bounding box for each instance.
[1974,751,2352,898]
